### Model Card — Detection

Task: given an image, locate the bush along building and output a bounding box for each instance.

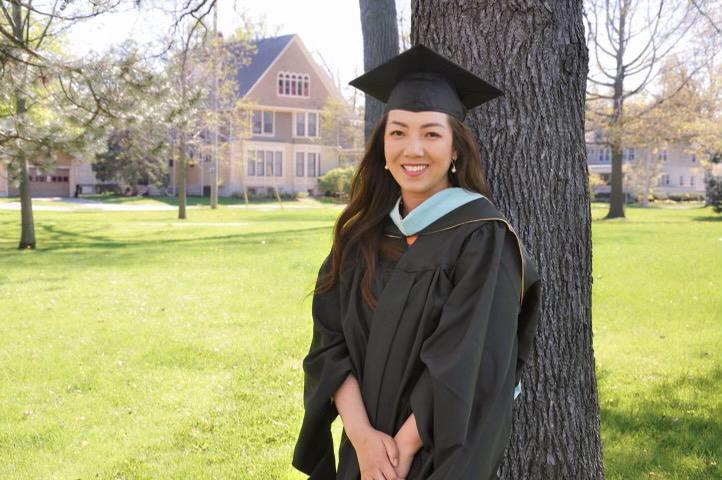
[174,33,353,199]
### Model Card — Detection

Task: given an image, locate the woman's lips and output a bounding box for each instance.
[401,164,428,177]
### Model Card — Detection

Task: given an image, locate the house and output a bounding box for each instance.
[176,33,351,197]
[586,131,720,200]
[1,33,354,199]
[0,153,105,198]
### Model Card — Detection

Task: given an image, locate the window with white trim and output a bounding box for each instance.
[278,72,310,97]
[294,112,320,138]
[307,152,318,177]
[295,152,320,177]
[602,148,610,162]
[274,152,282,176]
[296,152,305,177]
[623,148,635,161]
[252,111,274,135]
[247,150,282,177]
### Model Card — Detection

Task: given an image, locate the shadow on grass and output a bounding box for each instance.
[80,193,324,207]
[5,224,332,263]
[601,367,722,479]
[691,215,722,222]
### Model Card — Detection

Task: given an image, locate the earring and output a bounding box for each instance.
[451,158,457,173]
[384,163,389,170]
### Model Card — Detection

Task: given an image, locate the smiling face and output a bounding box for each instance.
[383,109,456,210]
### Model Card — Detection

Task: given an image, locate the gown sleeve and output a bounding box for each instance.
[292,253,354,479]
[409,221,541,479]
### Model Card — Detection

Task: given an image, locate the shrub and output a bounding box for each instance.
[318,167,355,198]
[705,176,722,214]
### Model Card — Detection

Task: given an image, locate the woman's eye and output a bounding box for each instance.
[389,130,404,136]
[426,132,441,138]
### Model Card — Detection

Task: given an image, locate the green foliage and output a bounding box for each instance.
[319,95,362,149]
[318,166,355,197]
[93,129,169,188]
[588,172,606,201]
[704,175,722,213]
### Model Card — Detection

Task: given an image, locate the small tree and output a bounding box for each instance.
[705,175,722,213]
[320,96,359,150]
[1,0,156,249]
[93,129,169,193]
[584,0,716,218]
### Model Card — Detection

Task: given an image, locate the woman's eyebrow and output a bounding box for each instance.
[389,120,447,129]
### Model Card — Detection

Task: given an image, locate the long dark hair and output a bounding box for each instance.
[315,111,493,309]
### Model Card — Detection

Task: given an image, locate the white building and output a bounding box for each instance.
[586,131,719,200]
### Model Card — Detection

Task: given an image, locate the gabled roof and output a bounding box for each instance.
[236,34,296,96]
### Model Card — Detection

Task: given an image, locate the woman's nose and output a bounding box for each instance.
[403,136,424,157]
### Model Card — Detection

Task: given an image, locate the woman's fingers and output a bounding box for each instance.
[363,471,391,480]
[381,435,400,467]
[380,462,400,480]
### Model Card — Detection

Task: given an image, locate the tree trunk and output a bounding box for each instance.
[642,154,650,207]
[178,131,187,220]
[411,2,604,478]
[358,0,399,141]
[12,1,35,249]
[178,52,189,220]
[210,3,219,209]
[608,144,625,217]
[17,151,36,250]
[606,1,628,219]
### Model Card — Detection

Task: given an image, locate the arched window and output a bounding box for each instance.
[278,71,311,98]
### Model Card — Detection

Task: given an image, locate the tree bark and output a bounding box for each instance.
[17,149,36,250]
[12,0,35,249]
[178,131,187,220]
[358,0,399,141]
[178,50,190,220]
[411,1,603,478]
[608,144,625,217]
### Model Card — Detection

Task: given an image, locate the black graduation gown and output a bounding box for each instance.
[292,196,542,480]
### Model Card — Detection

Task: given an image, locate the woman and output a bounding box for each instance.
[293,45,541,480]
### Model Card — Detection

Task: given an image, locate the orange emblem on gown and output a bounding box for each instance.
[406,235,418,246]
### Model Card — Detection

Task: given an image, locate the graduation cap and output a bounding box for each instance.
[348,44,504,121]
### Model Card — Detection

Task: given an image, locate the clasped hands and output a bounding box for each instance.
[347,414,422,480]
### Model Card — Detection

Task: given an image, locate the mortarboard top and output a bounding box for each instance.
[348,44,504,121]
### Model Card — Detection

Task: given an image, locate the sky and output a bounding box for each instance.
[68,0,412,100]
[66,0,716,102]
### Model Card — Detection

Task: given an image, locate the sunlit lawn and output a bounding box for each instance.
[0,201,719,479]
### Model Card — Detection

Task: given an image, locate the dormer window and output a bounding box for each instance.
[278,72,310,97]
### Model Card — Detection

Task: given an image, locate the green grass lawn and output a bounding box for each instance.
[75,193,323,206]
[0,194,342,208]
[0,202,720,479]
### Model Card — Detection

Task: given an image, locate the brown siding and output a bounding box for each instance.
[251,111,293,143]
[245,39,331,110]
